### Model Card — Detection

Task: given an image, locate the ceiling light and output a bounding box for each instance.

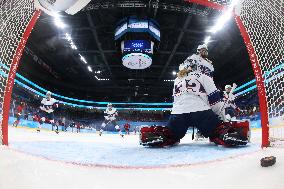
[230,0,239,8]
[51,12,60,18]
[209,0,238,33]
[209,18,226,33]
[172,71,177,75]
[79,55,87,64]
[54,17,66,29]
[65,33,72,41]
[94,75,109,81]
[204,36,211,45]
[87,66,92,72]
[71,44,77,50]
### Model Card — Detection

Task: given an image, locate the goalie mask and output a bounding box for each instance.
[225,85,232,92]
[225,85,232,89]
[197,44,208,58]
[46,91,52,99]
[197,44,208,52]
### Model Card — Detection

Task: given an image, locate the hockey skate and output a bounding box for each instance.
[194,131,207,141]
[98,129,103,136]
[118,130,124,138]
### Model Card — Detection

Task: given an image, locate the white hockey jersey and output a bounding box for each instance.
[104,108,118,121]
[171,72,225,120]
[40,97,58,113]
[183,54,214,77]
[223,91,237,109]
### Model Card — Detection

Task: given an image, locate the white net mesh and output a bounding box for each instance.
[239,0,284,144]
[0,0,35,144]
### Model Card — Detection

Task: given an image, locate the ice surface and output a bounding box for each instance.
[1,126,284,189]
[8,126,260,167]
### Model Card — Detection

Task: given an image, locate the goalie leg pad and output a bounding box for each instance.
[139,126,179,147]
[229,121,250,140]
[210,121,249,146]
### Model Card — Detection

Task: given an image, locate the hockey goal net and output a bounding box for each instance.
[0,0,283,147]
[236,0,284,147]
[0,0,40,145]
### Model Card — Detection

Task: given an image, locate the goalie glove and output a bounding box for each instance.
[53,103,59,108]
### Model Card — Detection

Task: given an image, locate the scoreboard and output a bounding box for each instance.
[122,40,153,54]
[115,16,160,70]
[115,17,160,41]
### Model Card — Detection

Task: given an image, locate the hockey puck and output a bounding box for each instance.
[260,156,276,167]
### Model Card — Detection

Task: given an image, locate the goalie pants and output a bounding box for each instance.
[166,109,221,141]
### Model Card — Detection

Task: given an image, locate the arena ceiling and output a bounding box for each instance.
[18,0,254,103]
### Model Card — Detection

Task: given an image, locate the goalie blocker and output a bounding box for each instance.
[140,110,249,147]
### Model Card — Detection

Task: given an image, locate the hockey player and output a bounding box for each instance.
[124,123,130,135]
[223,84,241,121]
[140,62,249,147]
[134,125,140,135]
[99,103,123,137]
[37,91,59,133]
[76,122,81,133]
[183,44,214,78]
[12,101,25,127]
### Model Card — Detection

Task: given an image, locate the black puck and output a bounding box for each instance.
[260,156,276,167]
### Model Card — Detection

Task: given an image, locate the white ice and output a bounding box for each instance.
[1,126,284,189]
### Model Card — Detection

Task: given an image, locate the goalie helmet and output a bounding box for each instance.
[46,91,52,96]
[197,44,208,52]
[107,103,112,107]
[225,85,232,90]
